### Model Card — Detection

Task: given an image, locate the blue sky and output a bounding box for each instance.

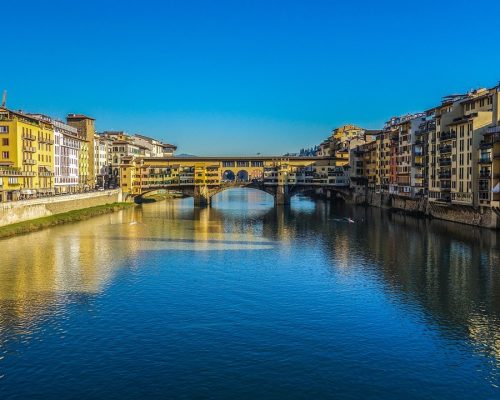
[2,0,500,155]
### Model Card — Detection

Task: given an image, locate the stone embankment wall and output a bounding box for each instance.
[0,190,123,227]
[352,188,500,229]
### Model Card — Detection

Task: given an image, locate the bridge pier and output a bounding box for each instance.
[193,185,211,207]
[274,184,291,206]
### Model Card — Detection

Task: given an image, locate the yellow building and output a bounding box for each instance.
[436,88,495,206]
[0,108,54,202]
[79,141,90,190]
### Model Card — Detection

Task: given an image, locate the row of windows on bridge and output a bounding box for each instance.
[221,161,264,167]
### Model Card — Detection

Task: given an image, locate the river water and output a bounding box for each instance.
[0,189,499,399]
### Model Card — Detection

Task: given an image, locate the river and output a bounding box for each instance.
[0,188,499,399]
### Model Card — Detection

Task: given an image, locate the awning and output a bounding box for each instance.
[493,182,500,194]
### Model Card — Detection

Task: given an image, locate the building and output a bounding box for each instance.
[432,88,496,206]
[66,114,96,190]
[94,134,114,188]
[0,108,54,201]
[316,125,379,178]
[53,120,81,194]
[133,134,177,157]
[476,85,500,208]
[394,114,427,197]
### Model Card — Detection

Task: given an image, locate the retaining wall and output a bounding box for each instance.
[0,190,123,227]
[357,188,500,229]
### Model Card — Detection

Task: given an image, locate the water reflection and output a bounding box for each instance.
[0,188,499,398]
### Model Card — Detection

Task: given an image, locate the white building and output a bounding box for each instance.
[53,120,80,193]
[94,134,110,176]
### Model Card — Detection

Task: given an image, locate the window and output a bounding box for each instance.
[2,138,8,146]
[2,151,9,159]
[0,126,8,133]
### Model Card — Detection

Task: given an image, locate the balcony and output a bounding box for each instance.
[440,131,456,141]
[23,159,36,165]
[439,158,452,166]
[23,146,36,153]
[479,183,490,192]
[478,154,492,164]
[479,170,491,179]
[38,138,54,145]
[441,183,451,190]
[0,168,23,176]
[486,126,500,135]
[439,172,451,179]
[439,145,452,154]
[480,141,493,149]
[22,133,36,141]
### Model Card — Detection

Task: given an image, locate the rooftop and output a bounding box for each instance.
[67,113,95,121]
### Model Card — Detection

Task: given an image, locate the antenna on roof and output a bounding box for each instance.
[1,90,6,107]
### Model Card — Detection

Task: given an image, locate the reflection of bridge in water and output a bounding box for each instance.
[120,156,352,206]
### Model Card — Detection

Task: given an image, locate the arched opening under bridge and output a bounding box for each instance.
[210,187,275,210]
[236,170,249,182]
[222,170,235,182]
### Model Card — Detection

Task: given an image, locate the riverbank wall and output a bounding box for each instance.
[0,189,123,228]
[337,187,500,229]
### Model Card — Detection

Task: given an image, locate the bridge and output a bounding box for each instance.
[119,155,351,206]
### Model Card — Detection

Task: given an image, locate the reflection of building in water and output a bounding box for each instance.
[0,210,131,338]
[135,191,275,252]
[346,204,500,363]
[260,199,500,363]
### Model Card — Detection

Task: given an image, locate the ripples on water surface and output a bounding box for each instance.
[0,188,499,399]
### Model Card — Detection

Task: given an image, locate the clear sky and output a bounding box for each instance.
[2,0,500,155]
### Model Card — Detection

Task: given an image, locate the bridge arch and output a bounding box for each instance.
[222,170,235,182]
[236,170,249,182]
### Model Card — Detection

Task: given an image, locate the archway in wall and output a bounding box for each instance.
[222,170,235,182]
[236,170,249,182]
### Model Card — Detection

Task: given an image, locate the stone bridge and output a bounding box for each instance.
[120,155,352,206]
[136,181,321,206]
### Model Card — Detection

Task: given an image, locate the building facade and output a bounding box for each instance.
[0,108,54,201]
[67,114,96,190]
[53,120,80,193]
